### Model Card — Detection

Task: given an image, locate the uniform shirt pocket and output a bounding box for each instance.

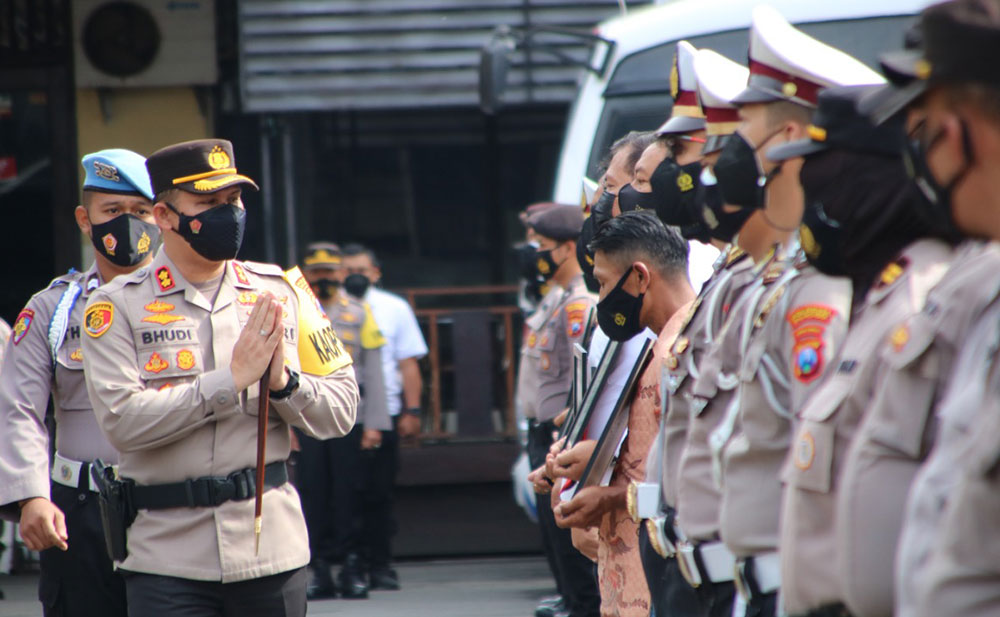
[137,345,205,384]
[867,320,938,459]
[782,420,834,493]
[54,340,90,410]
[535,325,560,374]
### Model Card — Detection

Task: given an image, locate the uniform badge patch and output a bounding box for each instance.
[674,337,689,355]
[176,349,196,370]
[85,302,114,338]
[786,304,836,383]
[786,304,837,329]
[232,262,250,285]
[566,302,587,339]
[340,311,357,323]
[142,314,186,325]
[70,348,83,362]
[102,233,117,256]
[793,429,816,470]
[158,383,173,391]
[877,257,909,289]
[137,231,151,255]
[144,300,175,313]
[527,332,537,348]
[540,353,551,371]
[145,352,169,373]
[792,338,824,383]
[11,308,34,345]
[890,324,910,352]
[155,266,176,292]
[237,291,259,306]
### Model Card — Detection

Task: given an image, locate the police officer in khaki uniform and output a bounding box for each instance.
[647,48,757,617]
[298,241,390,599]
[841,3,1000,616]
[705,9,882,615]
[519,204,599,617]
[764,86,956,617]
[80,139,359,617]
[0,149,157,617]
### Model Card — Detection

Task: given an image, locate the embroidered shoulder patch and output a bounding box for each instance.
[11,308,34,345]
[155,266,175,292]
[85,302,114,338]
[786,304,838,383]
[565,302,588,339]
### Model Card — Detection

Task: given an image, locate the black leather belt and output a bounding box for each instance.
[127,461,288,510]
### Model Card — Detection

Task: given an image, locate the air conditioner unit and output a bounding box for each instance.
[74,0,217,88]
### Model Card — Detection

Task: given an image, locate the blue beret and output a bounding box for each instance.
[81,149,154,200]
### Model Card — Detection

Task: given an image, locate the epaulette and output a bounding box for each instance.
[99,265,150,294]
[873,256,909,291]
[239,260,285,277]
[724,246,748,269]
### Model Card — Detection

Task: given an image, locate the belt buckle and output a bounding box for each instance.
[676,541,702,588]
[733,560,751,602]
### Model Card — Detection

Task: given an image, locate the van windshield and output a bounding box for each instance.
[585,15,915,178]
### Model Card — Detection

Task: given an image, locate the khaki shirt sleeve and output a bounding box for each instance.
[781,274,852,413]
[269,363,358,439]
[81,291,244,453]
[360,345,392,431]
[0,295,57,504]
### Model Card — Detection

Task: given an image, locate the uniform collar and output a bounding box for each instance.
[150,251,244,313]
[79,262,103,298]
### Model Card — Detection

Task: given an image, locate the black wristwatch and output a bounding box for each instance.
[403,407,421,417]
[269,368,300,400]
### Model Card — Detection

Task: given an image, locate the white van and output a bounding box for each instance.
[549,0,935,204]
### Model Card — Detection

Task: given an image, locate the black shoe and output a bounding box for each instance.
[369,567,401,591]
[306,561,337,600]
[535,598,566,617]
[338,554,370,599]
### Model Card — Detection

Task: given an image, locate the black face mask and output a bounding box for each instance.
[698,167,754,243]
[167,202,246,262]
[617,183,658,213]
[799,199,844,276]
[649,158,704,228]
[343,273,371,298]
[311,278,340,301]
[90,214,160,267]
[590,191,616,230]
[714,130,782,210]
[535,248,562,281]
[596,267,644,342]
[902,120,970,241]
[576,217,600,293]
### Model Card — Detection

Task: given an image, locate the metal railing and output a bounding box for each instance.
[399,285,520,440]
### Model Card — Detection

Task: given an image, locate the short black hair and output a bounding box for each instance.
[589,210,689,280]
[599,131,658,174]
[341,242,380,269]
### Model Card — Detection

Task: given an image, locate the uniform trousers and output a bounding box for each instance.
[358,415,400,571]
[528,420,601,617]
[294,426,362,563]
[637,522,703,617]
[741,592,777,617]
[39,479,127,617]
[122,566,307,617]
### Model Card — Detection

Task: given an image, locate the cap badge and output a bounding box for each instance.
[93,161,120,182]
[807,125,827,142]
[782,82,798,98]
[208,145,231,170]
[102,233,118,256]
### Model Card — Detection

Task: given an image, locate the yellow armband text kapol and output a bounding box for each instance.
[283,266,352,376]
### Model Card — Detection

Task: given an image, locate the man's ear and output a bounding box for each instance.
[152,202,175,232]
[633,262,653,295]
[74,205,91,236]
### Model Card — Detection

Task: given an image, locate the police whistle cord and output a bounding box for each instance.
[255,364,271,556]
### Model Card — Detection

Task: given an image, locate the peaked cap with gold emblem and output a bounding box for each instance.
[657,41,706,136]
[146,139,259,197]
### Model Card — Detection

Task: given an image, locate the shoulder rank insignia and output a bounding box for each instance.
[70,348,83,362]
[155,266,176,292]
[232,262,251,286]
[786,304,838,383]
[145,352,168,373]
[142,314,186,325]
[725,246,747,267]
[890,323,910,352]
[876,257,909,289]
[677,296,703,334]
[144,300,175,313]
[11,308,34,345]
[85,302,114,338]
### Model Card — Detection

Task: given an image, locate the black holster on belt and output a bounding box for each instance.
[90,459,136,562]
